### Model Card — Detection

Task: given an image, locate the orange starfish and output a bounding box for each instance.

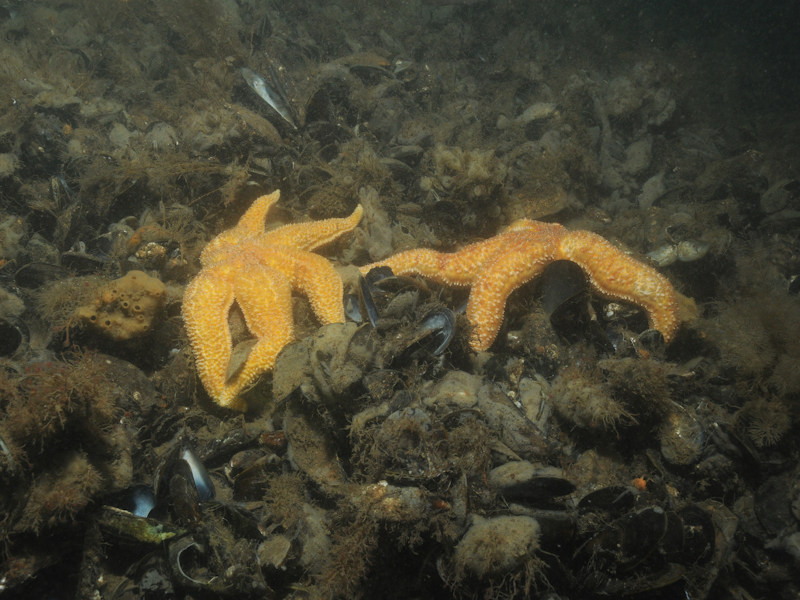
[360,219,680,351]
[183,190,362,410]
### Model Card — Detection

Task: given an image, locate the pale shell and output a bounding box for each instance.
[676,239,710,262]
[647,244,678,267]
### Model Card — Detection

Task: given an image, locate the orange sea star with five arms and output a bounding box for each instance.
[360,219,681,351]
[182,190,362,410]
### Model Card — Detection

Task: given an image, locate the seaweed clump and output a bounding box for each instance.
[706,291,800,394]
[446,515,545,598]
[419,144,509,237]
[734,396,792,448]
[549,357,673,437]
[3,352,117,450]
[549,364,636,432]
[0,352,147,539]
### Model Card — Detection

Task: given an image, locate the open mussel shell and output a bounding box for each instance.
[14,262,67,288]
[489,461,575,506]
[634,328,666,356]
[541,260,587,318]
[350,269,387,327]
[96,505,184,545]
[240,64,299,130]
[394,307,457,361]
[344,292,363,323]
[168,535,219,589]
[577,485,636,516]
[675,505,715,563]
[61,241,107,273]
[417,308,456,356]
[162,509,269,595]
[540,260,606,342]
[575,506,668,573]
[358,274,381,328]
[179,446,215,501]
[107,484,157,517]
[364,266,426,294]
[153,443,216,522]
[355,267,432,328]
[0,317,27,357]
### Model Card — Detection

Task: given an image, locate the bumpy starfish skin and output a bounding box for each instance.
[183,190,362,410]
[361,219,679,351]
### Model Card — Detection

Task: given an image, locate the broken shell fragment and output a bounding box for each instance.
[675,239,710,262]
[760,178,800,213]
[180,446,215,502]
[647,243,679,267]
[648,239,709,267]
[96,506,183,544]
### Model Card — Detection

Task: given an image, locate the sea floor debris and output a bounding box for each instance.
[1,0,799,598]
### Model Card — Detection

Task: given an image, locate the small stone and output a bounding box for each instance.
[454,515,541,576]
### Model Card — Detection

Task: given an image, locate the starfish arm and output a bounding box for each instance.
[200,191,282,265]
[557,230,680,342]
[213,265,296,410]
[182,264,236,406]
[503,219,565,235]
[264,204,364,251]
[253,246,346,324]
[360,235,515,286]
[467,235,555,350]
[235,190,282,236]
[234,264,295,340]
[293,252,346,324]
[360,248,451,280]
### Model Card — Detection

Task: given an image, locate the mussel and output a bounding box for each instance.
[0,317,26,357]
[241,65,298,129]
[14,262,67,288]
[392,307,457,362]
